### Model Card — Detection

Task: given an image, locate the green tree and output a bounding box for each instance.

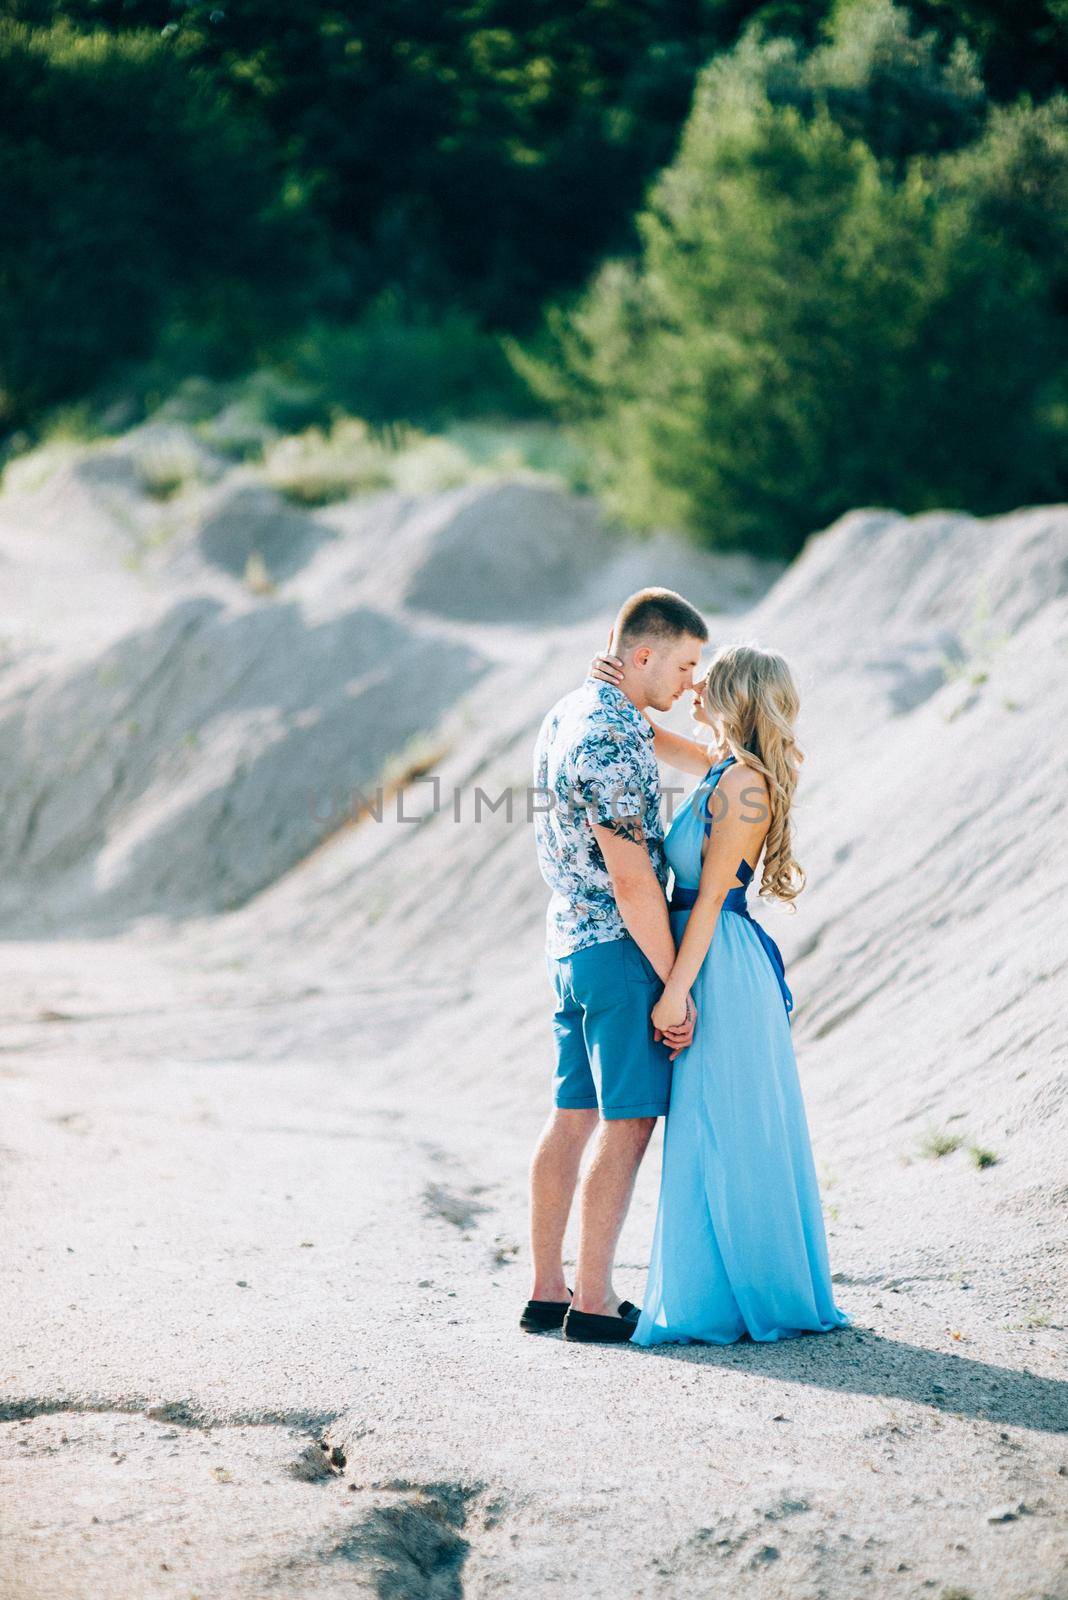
[4,1,835,331]
[0,21,306,427]
[903,0,1068,103]
[527,2,1068,555]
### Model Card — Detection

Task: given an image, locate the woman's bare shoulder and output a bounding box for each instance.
[719,760,771,822]
[720,758,768,792]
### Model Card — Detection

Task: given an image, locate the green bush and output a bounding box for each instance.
[13,1,1062,336]
[0,21,306,428]
[281,296,542,432]
[525,1,1068,556]
[6,1,776,333]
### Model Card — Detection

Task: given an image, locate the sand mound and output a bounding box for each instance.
[394,480,618,622]
[301,481,778,627]
[0,445,776,935]
[739,505,1067,735]
[0,594,489,933]
[196,484,336,582]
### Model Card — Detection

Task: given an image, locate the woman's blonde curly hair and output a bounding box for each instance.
[701,643,806,908]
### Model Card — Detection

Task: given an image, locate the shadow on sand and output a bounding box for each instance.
[638,1323,1068,1433]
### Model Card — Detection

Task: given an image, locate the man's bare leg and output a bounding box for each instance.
[571,1116,657,1316]
[529,1107,600,1301]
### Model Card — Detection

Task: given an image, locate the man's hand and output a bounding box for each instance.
[654,993,697,1061]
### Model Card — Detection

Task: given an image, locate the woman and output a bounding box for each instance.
[588,642,850,1346]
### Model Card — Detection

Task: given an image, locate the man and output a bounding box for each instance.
[524,588,710,1344]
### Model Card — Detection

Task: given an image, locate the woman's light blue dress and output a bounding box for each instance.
[631,757,851,1347]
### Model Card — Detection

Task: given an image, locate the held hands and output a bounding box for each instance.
[653,991,697,1062]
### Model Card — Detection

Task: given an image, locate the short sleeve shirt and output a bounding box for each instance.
[532,675,667,958]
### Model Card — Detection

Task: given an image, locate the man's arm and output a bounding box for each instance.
[571,721,677,981]
[571,721,696,1048]
[592,817,696,1056]
[591,817,677,984]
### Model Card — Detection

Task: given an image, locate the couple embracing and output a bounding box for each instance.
[524,587,851,1348]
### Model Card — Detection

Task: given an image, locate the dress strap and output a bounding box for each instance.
[700,755,737,839]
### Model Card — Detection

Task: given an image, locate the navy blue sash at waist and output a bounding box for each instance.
[668,883,794,1019]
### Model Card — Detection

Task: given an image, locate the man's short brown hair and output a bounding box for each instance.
[613,588,709,653]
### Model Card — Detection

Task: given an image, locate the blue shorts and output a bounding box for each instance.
[545,936,673,1119]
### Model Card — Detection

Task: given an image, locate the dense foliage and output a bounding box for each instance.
[525,3,1068,553]
[0,22,309,425]
[1,1,1066,550]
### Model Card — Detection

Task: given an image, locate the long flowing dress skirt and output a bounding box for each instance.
[631,904,851,1347]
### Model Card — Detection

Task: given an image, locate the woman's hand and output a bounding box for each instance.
[651,987,690,1036]
[588,645,625,686]
[654,993,696,1061]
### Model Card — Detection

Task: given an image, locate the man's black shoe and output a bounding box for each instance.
[562,1306,637,1344]
[520,1287,573,1332]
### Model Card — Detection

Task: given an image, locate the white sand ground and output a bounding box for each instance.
[0,431,1065,1599]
